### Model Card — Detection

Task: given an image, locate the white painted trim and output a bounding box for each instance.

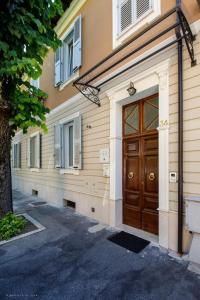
[59,169,80,175]
[47,93,82,118]
[191,18,200,35]
[59,111,80,125]
[30,131,40,138]
[106,58,170,248]
[30,168,40,172]
[59,70,79,91]
[55,0,87,37]
[112,0,161,49]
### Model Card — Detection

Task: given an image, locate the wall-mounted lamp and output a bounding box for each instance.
[127,82,137,96]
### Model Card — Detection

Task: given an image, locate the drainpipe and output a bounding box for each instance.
[176,0,183,254]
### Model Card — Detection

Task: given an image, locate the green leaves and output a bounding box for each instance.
[0,213,27,241]
[0,0,63,135]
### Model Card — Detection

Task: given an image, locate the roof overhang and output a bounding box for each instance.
[73,5,196,107]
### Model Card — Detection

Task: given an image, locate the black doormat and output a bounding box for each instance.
[108,231,150,253]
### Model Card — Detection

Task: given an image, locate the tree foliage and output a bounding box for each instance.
[0,0,63,134]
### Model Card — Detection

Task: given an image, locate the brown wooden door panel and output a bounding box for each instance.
[124,191,140,207]
[143,195,158,211]
[125,157,140,191]
[144,156,158,194]
[123,206,141,229]
[142,210,158,235]
[123,95,159,235]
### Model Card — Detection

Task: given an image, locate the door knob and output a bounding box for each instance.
[128,172,134,179]
[149,172,156,181]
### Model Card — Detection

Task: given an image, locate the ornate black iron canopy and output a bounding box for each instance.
[73,5,196,107]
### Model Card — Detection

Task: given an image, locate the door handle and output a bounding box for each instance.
[128,172,134,180]
[149,172,156,181]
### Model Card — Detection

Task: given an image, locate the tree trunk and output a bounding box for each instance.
[0,105,13,218]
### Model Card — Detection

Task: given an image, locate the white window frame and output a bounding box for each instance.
[28,132,41,171]
[58,112,81,175]
[112,0,161,48]
[13,142,21,169]
[56,16,81,89]
[63,121,74,169]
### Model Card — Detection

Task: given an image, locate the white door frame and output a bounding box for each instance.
[106,59,170,249]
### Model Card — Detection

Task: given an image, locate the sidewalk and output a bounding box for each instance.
[0,190,199,300]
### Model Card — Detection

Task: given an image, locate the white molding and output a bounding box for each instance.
[59,70,79,91]
[30,131,40,138]
[107,58,170,248]
[191,18,200,35]
[30,168,40,172]
[59,111,80,125]
[47,93,82,118]
[55,0,87,37]
[59,169,80,175]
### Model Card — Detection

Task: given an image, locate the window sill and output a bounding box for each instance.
[59,169,80,175]
[30,168,40,172]
[59,71,79,91]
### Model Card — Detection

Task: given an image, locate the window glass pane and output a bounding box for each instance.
[144,97,158,130]
[30,136,36,168]
[68,40,73,76]
[69,125,74,167]
[124,104,139,135]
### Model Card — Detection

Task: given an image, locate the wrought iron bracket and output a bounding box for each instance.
[177,8,197,67]
[73,82,101,107]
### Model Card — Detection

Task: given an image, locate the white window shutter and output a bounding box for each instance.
[73,15,82,71]
[73,115,82,169]
[13,144,17,168]
[120,0,133,32]
[55,47,63,86]
[27,138,31,168]
[17,142,21,168]
[136,0,151,20]
[54,124,63,168]
[36,133,41,169]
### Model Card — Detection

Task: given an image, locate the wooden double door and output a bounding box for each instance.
[123,95,159,235]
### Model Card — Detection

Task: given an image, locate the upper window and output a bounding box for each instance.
[55,15,82,86]
[113,0,160,48]
[54,115,82,170]
[13,142,21,169]
[119,0,152,33]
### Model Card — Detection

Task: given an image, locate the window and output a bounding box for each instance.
[55,15,82,86]
[30,78,40,88]
[28,133,41,169]
[119,0,153,34]
[64,122,74,168]
[113,0,160,48]
[63,31,74,81]
[54,115,82,170]
[13,142,21,168]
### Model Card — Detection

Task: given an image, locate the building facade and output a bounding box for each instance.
[12,0,200,254]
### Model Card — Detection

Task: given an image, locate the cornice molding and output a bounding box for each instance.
[55,0,88,37]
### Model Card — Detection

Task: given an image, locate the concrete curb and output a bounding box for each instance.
[0,213,45,246]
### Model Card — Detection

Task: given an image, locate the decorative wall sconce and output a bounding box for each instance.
[127,82,137,96]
